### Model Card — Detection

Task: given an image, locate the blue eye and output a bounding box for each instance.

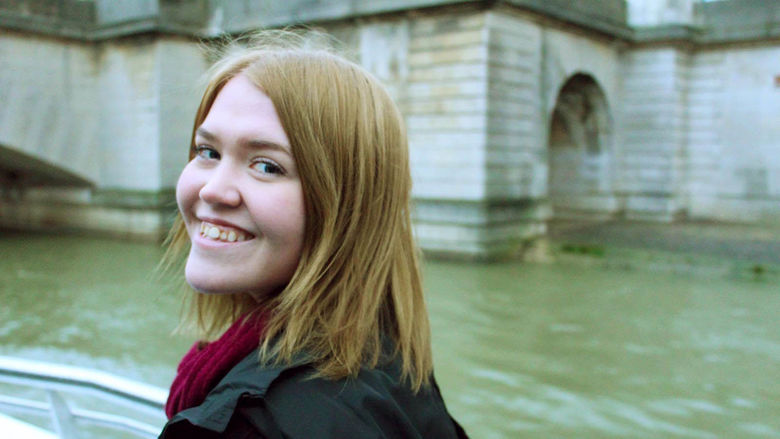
[252,160,284,175]
[195,145,220,160]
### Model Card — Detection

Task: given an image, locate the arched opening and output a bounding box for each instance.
[548,73,615,219]
[0,144,92,200]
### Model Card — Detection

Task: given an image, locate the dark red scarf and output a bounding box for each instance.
[165,312,268,419]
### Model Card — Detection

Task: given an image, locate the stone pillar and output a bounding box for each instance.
[157,39,209,190]
[406,8,557,259]
[685,50,724,221]
[482,10,549,258]
[404,11,494,258]
[92,36,206,237]
[618,47,690,220]
[328,11,544,260]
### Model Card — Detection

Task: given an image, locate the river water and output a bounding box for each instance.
[1,231,779,438]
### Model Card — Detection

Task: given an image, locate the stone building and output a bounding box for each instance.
[1,0,778,259]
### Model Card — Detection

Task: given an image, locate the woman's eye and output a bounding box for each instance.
[252,160,284,175]
[195,146,220,160]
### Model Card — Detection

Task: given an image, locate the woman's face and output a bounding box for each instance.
[176,74,305,298]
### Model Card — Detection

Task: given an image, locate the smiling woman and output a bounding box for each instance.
[158,31,468,438]
[176,74,305,298]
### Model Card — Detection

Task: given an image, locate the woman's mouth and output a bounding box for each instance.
[199,221,253,242]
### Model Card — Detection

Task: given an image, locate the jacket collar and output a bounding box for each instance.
[165,348,309,433]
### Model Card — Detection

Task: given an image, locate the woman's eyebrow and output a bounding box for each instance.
[195,127,217,141]
[197,126,291,154]
[246,139,291,154]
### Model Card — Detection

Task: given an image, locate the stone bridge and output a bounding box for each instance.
[1,0,779,258]
[1,85,95,188]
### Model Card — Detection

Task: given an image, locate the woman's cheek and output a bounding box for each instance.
[176,164,201,215]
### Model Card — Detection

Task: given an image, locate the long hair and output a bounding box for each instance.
[162,31,432,391]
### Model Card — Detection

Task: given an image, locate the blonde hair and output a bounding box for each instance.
[162,31,432,390]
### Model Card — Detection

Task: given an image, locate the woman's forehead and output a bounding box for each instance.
[198,75,291,149]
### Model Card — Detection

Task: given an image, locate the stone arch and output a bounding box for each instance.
[547,73,616,219]
[0,143,93,200]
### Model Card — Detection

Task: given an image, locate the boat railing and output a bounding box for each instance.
[0,356,168,439]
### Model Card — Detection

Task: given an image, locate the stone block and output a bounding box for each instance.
[410,144,483,166]
[406,113,486,132]
[410,12,486,37]
[412,198,548,259]
[407,80,486,99]
[411,180,485,200]
[405,96,487,115]
[0,190,171,240]
[408,46,486,66]
[624,194,677,218]
[409,132,485,150]
[488,65,537,86]
[408,63,485,82]
[409,29,485,51]
[690,196,780,225]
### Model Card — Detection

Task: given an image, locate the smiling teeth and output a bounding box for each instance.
[200,222,249,242]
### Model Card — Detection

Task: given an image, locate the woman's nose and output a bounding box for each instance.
[199,165,241,207]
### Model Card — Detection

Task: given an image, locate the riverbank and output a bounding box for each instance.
[549,220,780,281]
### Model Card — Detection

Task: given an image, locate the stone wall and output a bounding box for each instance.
[687,45,780,224]
[397,6,627,258]
[0,31,100,184]
[694,0,780,42]
[627,0,695,27]
[0,29,206,239]
[313,8,557,258]
[1,0,778,254]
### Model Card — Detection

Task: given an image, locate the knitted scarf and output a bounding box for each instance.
[165,312,267,419]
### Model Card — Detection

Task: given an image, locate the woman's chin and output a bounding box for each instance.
[184,269,261,296]
[183,248,233,291]
[184,264,234,295]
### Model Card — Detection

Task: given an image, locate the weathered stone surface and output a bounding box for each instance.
[1,0,778,256]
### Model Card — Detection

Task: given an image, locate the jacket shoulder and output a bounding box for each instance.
[160,350,296,437]
[232,365,463,439]
[161,353,467,439]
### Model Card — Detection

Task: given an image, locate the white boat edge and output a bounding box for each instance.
[0,412,57,439]
[0,355,168,438]
[0,355,168,405]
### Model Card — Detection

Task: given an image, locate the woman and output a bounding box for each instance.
[159,31,468,438]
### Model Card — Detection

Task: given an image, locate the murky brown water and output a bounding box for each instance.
[2,231,779,438]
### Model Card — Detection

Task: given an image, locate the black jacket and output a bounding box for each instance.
[159,349,468,438]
